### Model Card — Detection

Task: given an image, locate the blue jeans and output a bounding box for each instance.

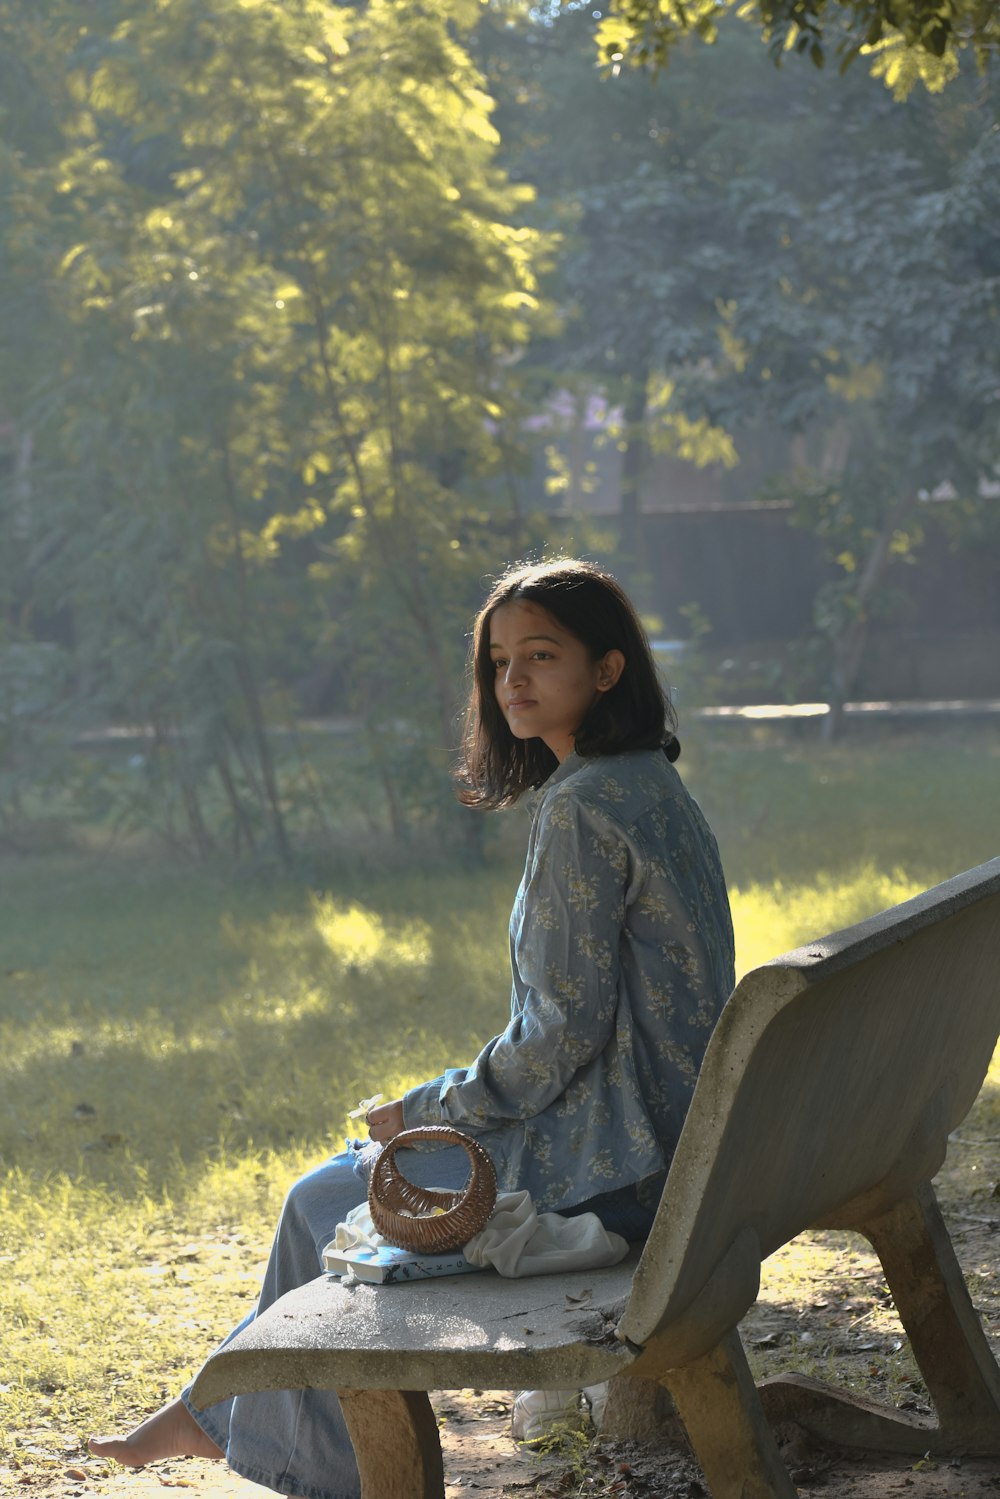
[183,1141,655,1499]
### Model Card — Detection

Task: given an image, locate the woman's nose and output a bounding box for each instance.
[504,658,526,687]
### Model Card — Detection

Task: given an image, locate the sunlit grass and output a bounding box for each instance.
[1,724,998,1483]
[730,863,928,975]
[0,860,519,1482]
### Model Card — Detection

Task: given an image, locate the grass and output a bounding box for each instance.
[1,720,998,1483]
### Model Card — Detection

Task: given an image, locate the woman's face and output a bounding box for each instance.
[488,599,624,763]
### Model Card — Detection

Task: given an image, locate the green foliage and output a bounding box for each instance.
[4,0,998,847]
[0,0,555,855]
[481,12,998,705]
[475,9,763,578]
[695,71,999,719]
[595,0,1000,94]
[0,639,75,832]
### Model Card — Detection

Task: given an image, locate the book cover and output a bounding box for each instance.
[323,1241,485,1285]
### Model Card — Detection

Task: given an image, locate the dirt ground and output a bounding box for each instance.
[11,1130,1000,1499]
[11,1387,1000,1499]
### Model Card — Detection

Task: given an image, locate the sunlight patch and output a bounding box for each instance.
[312,897,433,972]
[730,864,925,977]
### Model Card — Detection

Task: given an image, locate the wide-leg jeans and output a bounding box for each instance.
[182,1141,654,1499]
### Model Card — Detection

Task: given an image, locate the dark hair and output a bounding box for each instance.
[456,558,679,808]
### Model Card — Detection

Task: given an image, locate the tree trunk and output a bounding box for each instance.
[618,368,649,578]
[220,444,293,866]
[822,490,920,742]
[215,751,257,855]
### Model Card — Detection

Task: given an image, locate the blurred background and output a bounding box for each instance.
[1,0,997,863]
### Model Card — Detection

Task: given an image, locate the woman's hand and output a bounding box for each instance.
[366,1098,405,1144]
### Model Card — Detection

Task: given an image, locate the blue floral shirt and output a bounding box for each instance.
[402,749,734,1212]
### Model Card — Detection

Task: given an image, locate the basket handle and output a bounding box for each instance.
[370,1125,497,1208]
[371,1127,497,1181]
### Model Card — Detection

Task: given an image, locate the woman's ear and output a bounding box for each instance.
[596,650,625,692]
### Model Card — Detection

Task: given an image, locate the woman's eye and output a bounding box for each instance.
[493,659,508,672]
[532,651,553,661]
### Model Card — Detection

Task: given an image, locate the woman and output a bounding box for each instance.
[90,558,734,1499]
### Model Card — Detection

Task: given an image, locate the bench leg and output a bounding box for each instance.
[663,1328,798,1499]
[758,1182,1000,1455]
[336,1388,444,1499]
[865,1181,1000,1449]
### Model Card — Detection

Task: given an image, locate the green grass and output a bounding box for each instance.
[1,721,998,1482]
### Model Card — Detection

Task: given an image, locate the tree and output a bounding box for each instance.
[473,7,738,591]
[1,0,554,854]
[666,55,1000,731]
[595,0,1000,95]
[0,3,92,831]
[481,10,998,728]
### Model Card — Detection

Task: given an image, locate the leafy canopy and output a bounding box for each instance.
[0,0,556,854]
[593,0,999,94]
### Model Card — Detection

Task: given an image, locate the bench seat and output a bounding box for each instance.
[191,1249,641,1403]
[191,856,1000,1499]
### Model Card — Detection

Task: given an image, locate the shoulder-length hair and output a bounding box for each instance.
[456,558,679,809]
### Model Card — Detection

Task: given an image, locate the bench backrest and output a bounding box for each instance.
[618,858,1000,1363]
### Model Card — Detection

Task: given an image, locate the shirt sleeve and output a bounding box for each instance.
[402,788,633,1131]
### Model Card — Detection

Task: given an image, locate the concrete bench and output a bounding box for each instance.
[190,856,1000,1499]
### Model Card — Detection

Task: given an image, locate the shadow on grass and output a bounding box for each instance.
[0,861,516,1200]
[682,720,1000,891]
[4,721,999,1201]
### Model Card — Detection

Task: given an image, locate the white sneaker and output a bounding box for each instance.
[511,1388,585,1442]
[511,1382,610,1442]
[582,1381,609,1429]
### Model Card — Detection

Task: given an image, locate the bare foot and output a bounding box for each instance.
[88,1396,224,1468]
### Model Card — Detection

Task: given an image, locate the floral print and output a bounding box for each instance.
[402,749,734,1212]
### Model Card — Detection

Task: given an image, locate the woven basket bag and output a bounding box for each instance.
[367,1125,498,1254]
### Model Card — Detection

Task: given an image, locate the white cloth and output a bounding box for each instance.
[322,1191,628,1278]
[463,1190,628,1277]
[322,1200,386,1264]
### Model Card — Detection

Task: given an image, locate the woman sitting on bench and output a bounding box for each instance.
[90,557,735,1499]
